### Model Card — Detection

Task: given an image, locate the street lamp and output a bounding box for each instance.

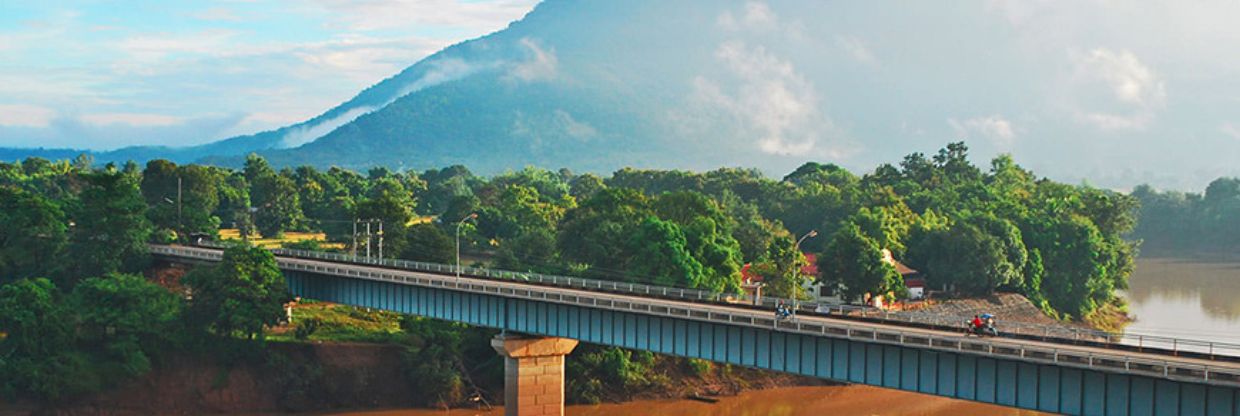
[456,213,478,279]
[791,230,818,316]
[795,230,818,251]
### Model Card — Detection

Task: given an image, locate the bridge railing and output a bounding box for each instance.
[166,243,1240,358]
[154,244,1240,388]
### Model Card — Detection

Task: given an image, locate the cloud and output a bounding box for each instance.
[79,112,182,127]
[693,41,847,157]
[507,38,557,82]
[307,0,537,33]
[553,110,597,140]
[835,35,878,66]
[0,113,246,150]
[0,104,56,128]
[717,1,777,32]
[1070,48,1165,131]
[191,7,243,22]
[280,106,374,148]
[1223,122,1240,141]
[1080,49,1165,107]
[949,115,1016,144]
[281,57,491,148]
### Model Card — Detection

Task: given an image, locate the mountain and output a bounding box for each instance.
[204,0,758,173]
[8,0,1237,188]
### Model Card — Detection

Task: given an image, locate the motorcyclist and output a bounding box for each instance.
[776,301,790,319]
[971,314,983,333]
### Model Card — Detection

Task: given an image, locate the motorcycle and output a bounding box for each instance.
[965,313,999,337]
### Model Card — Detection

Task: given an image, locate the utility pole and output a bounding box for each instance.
[377,220,383,260]
[352,219,358,258]
[365,220,372,259]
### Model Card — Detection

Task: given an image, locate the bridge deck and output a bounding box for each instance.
[275,254,1240,379]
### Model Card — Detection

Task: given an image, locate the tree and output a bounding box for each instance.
[0,187,67,284]
[70,273,182,377]
[251,172,303,238]
[183,245,289,340]
[751,231,809,299]
[818,224,902,302]
[65,171,152,286]
[0,278,91,400]
[558,188,652,276]
[402,223,454,264]
[625,217,705,288]
[143,161,224,237]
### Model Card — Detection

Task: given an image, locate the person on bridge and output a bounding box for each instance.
[972,315,984,332]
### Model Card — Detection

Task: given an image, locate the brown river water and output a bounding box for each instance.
[316,256,1240,416]
[319,385,1042,416]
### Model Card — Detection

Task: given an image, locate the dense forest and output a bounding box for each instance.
[1130,178,1240,252]
[0,142,1141,404]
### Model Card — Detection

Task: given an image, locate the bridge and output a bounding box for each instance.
[151,244,1240,416]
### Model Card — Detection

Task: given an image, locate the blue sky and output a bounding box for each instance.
[0,0,537,149]
[2,0,1240,190]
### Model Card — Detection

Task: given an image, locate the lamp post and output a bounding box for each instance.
[456,213,478,279]
[792,230,818,316]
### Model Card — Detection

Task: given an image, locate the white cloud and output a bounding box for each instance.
[1071,48,1165,131]
[79,112,182,127]
[693,41,847,157]
[949,115,1016,144]
[717,1,777,31]
[507,38,557,82]
[553,110,597,140]
[1080,49,1165,107]
[0,104,56,128]
[835,35,878,66]
[191,7,243,22]
[280,106,374,148]
[1222,122,1240,141]
[308,0,537,33]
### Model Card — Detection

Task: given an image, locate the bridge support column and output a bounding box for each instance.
[491,334,579,416]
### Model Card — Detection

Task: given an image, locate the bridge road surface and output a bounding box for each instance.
[266,253,1240,378]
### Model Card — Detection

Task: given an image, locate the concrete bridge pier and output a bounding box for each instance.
[491,333,579,416]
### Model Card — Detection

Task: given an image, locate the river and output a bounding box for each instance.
[1123,254,1240,345]
[319,255,1238,416]
[321,385,1043,416]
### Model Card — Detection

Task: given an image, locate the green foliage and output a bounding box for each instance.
[402,223,454,264]
[70,273,182,378]
[686,358,712,377]
[908,213,1027,295]
[0,278,93,401]
[626,216,705,288]
[184,244,290,340]
[1132,178,1240,250]
[819,223,903,301]
[252,171,303,238]
[0,187,67,284]
[293,317,321,340]
[399,316,466,408]
[64,171,152,287]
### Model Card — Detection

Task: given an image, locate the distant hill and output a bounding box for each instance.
[205,0,756,173]
[12,0,833,175]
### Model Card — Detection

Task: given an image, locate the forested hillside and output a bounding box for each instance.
[1130,178,1240,252]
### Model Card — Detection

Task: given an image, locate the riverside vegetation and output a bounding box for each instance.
[2,142,1201,409]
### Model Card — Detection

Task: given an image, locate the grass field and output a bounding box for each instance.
[268,300,404,343]
[218,228,345,250]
